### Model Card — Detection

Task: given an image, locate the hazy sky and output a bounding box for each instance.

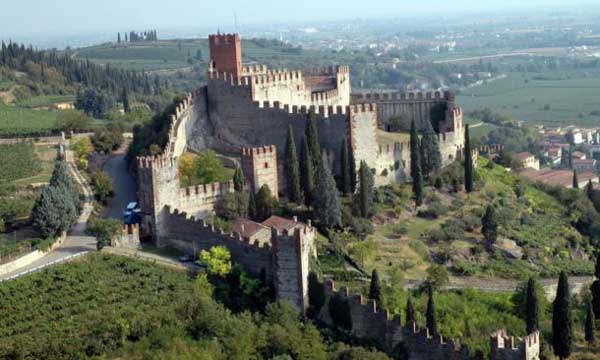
[1,0,597,37]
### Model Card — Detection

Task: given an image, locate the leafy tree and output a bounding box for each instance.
[313,162,342,228]
[426,265,449,290]
[426,284,438,335]
[31,185,77,238]
[200,246,232,277]
[284,126,302,203]
[233,166,244,193]
[357,161,374,218]
[90,171,114,204]
[308,272,325,318]
[410,121,424,206]
[57,110,92,133]
[255,185,275,222]
[86,218,122,250]
[368,269,384,311]
[552,271,573,360]
[75,88,115,118]
[215,192,249,220]
[420,122,442,179]
[195,150,227,184]
[340,137,353,195]
[300,134,315,206]
[91,127,124,154]
[464,124,474,193]
[573,170,579,189]
[305,111,322,170]
[481,205,498,244]
[525,277,540,333]
[406,297,416,325]
[71,136,93,169]
[585,300,595,345]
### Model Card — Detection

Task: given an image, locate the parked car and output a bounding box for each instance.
[124,202,141,225]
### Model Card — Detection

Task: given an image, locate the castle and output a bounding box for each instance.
[133,33,538,359]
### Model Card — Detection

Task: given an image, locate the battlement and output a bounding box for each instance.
[480,144,505,155]
[491,329,540,360]
[302,65,349,76]
[378,142,405,155]
[180,180,234,199]
[250,99,377,119]
[353,90,454,102]
[136,155,177,169]
[241,145,277,157]
[208,33,239,45]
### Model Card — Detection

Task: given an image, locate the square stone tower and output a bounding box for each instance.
[208,33,242,79]
[241,145,279,197]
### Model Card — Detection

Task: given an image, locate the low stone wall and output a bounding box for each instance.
[0,232,67,277]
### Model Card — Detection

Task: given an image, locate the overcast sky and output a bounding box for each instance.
[0,0,597,38]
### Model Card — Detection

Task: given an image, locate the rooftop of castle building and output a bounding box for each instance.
[262,216,303,233]
[232,218,269,238]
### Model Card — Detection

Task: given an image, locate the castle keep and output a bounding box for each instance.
[133,33,537,359]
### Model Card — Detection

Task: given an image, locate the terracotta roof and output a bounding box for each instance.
[262,215,301,232]
[232,218,269,238]
[515,152,534,161]
[571,151,587,159]
[573,158,594,165]
[521,168,597,187]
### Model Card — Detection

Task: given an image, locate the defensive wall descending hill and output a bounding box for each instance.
[318,280,540,360]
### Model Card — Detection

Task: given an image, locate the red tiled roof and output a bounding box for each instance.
[262,215,300,232]
[515,152,534,161]
[232,218,269,238]
[521,168,597,187]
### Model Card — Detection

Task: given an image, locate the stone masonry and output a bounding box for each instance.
[241,145,279,197]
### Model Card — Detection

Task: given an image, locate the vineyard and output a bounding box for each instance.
[0,142,41,183]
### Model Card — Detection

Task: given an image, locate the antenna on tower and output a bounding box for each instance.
[234,11,238,33]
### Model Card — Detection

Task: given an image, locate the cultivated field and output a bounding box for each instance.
[458,69,600,126]
[0,103,61,136]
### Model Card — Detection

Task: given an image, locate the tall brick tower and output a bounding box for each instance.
[241,145,279,197]
[208,33,242,79]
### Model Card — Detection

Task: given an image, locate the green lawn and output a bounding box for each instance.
[458,69,600,126]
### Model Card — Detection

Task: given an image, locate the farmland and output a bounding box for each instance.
[458,68,600,127]
[0,103,62,136]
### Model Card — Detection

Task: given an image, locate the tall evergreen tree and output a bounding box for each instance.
[481,205,498,244]
[525,277,540,334]
[552,271,573,360]
[586,179,595,201]
[248,190,257,221]
[50,161,80,212]
[368,269,384,311]
[306,111,322,170]
[340,137,352,195]
[313,161,342,228]
[426,284,438,335]
[585,300,595,345]
[406,297,416,325]
[255,185,275,222]
[592,255,600,318]
[573,170,579,189]
[300,134,315,206]
[233,166,244,193]
[117,32,121,44]
[284,126,302,203]
[358,161,374,218]
[420,121,442,179]
[410,121,424,207]
[122,87,130,113]
[349,141,357,193]
[464,124,474,193]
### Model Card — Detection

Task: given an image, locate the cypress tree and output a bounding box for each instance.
[573,170,579,189]
[586,179,594,201]
[585,300,595,345]
[50,161,80,213]
[525,277,540,333]
[284,126,302,203]
[233,166,244,193]
[248,190,257,221]
[426,284,438,335]
[117,32,121,44]
[369,269,384,311]
[481,205,498,244]
[406,297,416,325]
[552,271,573,360]
[300,134,315,206]
[420,121,442,179]
[340,137,352,195]
[349,140,357,193]
[313,161,342,228]
[410,121,424,207]
[464,124,474,193]
[358,161,374,218]
[592,255,600,318]
[306,111,322,170]
[122,87,130,113]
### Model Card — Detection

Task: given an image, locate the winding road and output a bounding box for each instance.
[103,153,137,220]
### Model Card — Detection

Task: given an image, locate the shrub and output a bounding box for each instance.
[90,171,114,204]
[417,201,448,219]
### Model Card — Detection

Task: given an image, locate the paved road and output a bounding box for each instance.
[0,157,96,281]
[103,154,138,220]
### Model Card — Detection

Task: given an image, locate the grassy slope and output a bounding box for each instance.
[0,103,62,136]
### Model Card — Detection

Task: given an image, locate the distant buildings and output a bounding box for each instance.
[521,168,599,189]
[515,152,540,170]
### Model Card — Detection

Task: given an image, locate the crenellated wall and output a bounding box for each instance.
[241,145,279,196]
[318,280,540,360]
[113,224,141,249]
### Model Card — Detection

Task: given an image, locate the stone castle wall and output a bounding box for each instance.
[241,145,279,196]
[318,280,540,360]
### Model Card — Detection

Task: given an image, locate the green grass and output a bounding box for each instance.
[458,69,600,126]
[18,95,76,108]
[0,103,61,136]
